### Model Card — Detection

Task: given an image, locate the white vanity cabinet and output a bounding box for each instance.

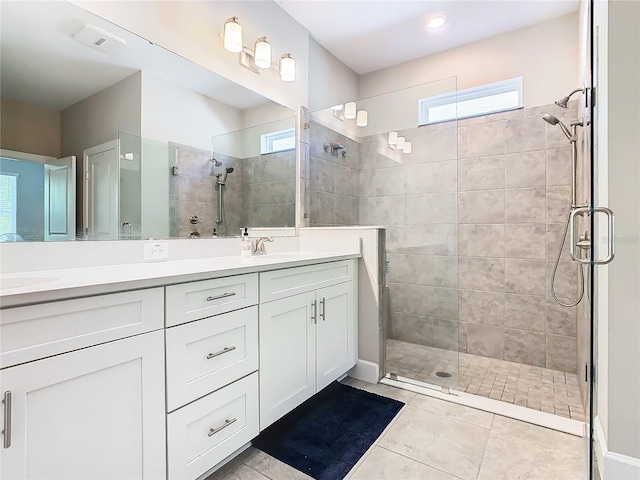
[258,260,357,430]
[164,274,260,480]
[0,289,166,480]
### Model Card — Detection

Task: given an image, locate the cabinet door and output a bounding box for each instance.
[259,291,316,430]
[316,282,357,391]
[0,331,166,480]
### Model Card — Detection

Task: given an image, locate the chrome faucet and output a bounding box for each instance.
[252,237,274,255]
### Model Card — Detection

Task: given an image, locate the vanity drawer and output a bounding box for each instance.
[166,306,258,411]
[165,273,258,327]
[260,259,355,303]
[0,288,164,369]
[167,372,259,480]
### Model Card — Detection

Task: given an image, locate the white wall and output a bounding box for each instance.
[141,72,243,151]
[596,0,640,465]
[72,0,309,111]
[358,12,579,108]
[308,38,359,112]
[0,98,61,158]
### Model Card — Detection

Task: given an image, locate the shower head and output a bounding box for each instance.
[542,113,573,140]
[210,157,222,167]
[555,87,585,108]
[216,166,234,185]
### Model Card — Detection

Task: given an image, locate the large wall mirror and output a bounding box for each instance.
[0,0,296,242]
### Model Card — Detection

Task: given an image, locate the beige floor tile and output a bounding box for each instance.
[378,405,490,480]
[245,450,314,480]
[348,446,460,480]
[220,465,270,480]
[411,394,495,428]
[478,432,585,480]
[491,415,585,455]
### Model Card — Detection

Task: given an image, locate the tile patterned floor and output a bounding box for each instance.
[207,378,586,480]
[386,339,586,421]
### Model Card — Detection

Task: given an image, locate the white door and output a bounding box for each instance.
[84,141,119,240]
[0,331,166,480]
[316,282,356,391]
[259,292,316,430]
[44,156,76,241]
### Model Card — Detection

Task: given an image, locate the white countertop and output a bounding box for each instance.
[0,251,361,308]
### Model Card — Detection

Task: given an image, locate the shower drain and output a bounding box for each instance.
[435,371,452,378]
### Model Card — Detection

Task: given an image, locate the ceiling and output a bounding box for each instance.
[0,1,268,111]
[275,0,580,74]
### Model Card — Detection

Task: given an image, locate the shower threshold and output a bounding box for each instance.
[380,374,584,436]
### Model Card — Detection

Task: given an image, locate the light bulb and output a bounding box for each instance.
[427,15,447,29]
[331,104,343,111]
[403,141,412,153]
[356,110,368,127]
[223,17,243,53]
[344,102,356,119]
[280,54,296,82]
[254,37,271,69]
[388,131,398,145]
[396,137,405,149]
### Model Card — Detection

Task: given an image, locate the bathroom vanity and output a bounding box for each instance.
[0,252,359,480]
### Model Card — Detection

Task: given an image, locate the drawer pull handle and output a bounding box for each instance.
[208,417,237,437]
[311,300,317,324]
[206,346,236,359]
[3,391,11,449]
[206,292,237,302]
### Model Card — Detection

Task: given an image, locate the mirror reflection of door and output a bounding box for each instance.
[44,156,75,241]
[84,140,118,240]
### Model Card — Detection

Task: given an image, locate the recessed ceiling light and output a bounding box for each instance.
[427,15,447,30]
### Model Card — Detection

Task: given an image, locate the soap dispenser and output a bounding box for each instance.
[240,228,251,257]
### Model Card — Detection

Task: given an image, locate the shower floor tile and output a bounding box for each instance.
[385,339,585,421]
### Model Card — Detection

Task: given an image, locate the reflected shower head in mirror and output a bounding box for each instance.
[555,87,585,108]
[542,114,572,140]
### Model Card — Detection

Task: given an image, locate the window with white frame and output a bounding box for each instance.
[0,173,17,235]
[418,77,523,125]
[260,128,295,154]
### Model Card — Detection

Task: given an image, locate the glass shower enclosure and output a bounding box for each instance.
[307,77,460,393]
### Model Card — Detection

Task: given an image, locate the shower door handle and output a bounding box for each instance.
[570,206,615,264]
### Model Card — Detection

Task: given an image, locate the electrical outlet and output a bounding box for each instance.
[144,242,169,261]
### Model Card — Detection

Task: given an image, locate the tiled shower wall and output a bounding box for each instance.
[309,101,580,373]
[242,151,296,228]
[307,122,360,227]
[169,143,294,236]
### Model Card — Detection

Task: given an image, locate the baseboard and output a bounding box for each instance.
[348,360,379,383]
[593,416,640,479]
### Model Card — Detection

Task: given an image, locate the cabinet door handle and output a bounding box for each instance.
[2,391,11,449]
[320,297,326,321]
[208,417,237,437]
[206,292,236,301]
[206,346,236,359]
[311,300,317,324]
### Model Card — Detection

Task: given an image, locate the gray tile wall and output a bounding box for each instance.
[455,102,579,373]
[242,151,296,228]
[308,122,360,226]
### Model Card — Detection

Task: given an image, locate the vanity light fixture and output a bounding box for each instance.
[222,18,293,81]
[396,136,406,150]
[254,37,271,69]
[403,141,412,154]
[388,131,398,145]
[280,54,296,81]
[356,110,368,127]
[331,104,344,111]
[223,17,243,53]
[344,102,356,119]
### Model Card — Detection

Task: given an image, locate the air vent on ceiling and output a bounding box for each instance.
[73,25,126,53]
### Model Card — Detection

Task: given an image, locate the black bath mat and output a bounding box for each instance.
[252,381,404,480]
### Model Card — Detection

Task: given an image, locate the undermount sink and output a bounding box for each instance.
[0,277,57,290]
